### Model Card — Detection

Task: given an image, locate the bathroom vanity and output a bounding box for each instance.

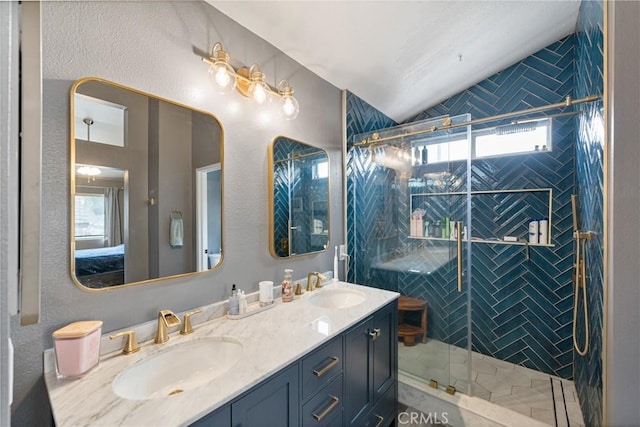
[43,281,399,426]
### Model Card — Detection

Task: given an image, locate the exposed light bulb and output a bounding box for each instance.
[208,62,236,94]
[206,43,236,95]
[252,83,267,104]
[278,81,299,120]
[247,66,270,105]
[281,96,299,120]
[215,66,231,88]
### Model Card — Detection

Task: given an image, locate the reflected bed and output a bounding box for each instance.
[75,244,124,288]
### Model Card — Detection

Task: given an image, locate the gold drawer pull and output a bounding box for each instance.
[313,356,339,377]
[375,414,384,427]
[312,395,339,422]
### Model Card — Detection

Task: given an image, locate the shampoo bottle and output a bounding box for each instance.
[443,217,450,239]
[539,218,549,245]
[528,219,539,244]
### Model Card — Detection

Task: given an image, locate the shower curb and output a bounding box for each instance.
[398,372,552,427]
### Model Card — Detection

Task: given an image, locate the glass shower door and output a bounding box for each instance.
[348,113,472,395]
[399,118,472,395]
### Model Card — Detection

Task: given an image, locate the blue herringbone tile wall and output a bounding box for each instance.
[346,36,578,380]
[273,139,298,257]
[573,1,604,425]
[273,138,328,256]
[345,93,398,284]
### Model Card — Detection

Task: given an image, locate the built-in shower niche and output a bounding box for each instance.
[409,188,554,247]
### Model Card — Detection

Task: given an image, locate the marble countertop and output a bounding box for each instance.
[44,281,399,426]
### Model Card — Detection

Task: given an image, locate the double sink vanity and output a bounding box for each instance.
[47,77,398,426]
[44,281,399,426]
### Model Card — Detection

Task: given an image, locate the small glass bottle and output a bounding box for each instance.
[281,269,294,302]
[229,284,239,315]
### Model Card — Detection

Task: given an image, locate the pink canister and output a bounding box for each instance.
[52,320,103,378]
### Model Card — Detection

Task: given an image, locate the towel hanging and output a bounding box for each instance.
[170,211,184,248]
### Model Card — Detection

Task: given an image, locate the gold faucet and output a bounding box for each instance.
[180,309,202,335]
[155,310,181,344]
[109,330,140,355]
[306,272,328,292]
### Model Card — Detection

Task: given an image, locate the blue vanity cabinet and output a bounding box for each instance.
[190,300,397,427]
[190,365,299,427]
[231,364,299,427]
[190,405,230,427]
[344,301,398,427]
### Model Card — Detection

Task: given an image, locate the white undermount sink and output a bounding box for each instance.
[308,287,366,309]
[112,337,243,400]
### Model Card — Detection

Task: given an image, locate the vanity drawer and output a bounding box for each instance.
[301,374,343,427]
[302,336,343,400]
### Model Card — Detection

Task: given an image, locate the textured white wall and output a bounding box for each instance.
[9,2,342,425]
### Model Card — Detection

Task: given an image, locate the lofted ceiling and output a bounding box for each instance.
[210,1,581,123]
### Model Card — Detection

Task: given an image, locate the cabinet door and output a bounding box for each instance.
[190,405,230,427]
[372,301,397,401]
[231,364,299,427]
[344,317,373,426]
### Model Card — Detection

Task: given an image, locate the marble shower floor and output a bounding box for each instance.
[399,340,585,427]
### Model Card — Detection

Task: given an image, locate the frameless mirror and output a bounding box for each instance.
[268,136,330,258]
[71,78,223,289]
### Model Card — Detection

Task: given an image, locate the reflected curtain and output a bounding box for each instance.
[104,187,123,246]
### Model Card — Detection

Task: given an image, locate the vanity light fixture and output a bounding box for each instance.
[202,42,300,119]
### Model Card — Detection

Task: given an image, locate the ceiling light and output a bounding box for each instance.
[77,166,102,183]
[202,42,300,119]
[77,166,101,176]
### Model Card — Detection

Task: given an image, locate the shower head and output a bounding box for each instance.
[495,121,538,135]
[571,194,580,233]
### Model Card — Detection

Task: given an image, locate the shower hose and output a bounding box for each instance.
[573,236,589,356]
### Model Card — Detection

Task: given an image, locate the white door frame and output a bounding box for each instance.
[196,163,220,271]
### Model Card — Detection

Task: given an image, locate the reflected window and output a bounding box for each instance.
[74,194,105,239]
[313,160,329,180]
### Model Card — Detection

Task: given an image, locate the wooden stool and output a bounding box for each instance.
[398,296,427,346]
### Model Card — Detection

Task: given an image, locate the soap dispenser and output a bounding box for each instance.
[281,269,294,302]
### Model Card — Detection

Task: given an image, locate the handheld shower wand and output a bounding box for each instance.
[571,195,593,356]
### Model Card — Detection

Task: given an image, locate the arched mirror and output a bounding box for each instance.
[71,78,223,290]
[268,136,330,258]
